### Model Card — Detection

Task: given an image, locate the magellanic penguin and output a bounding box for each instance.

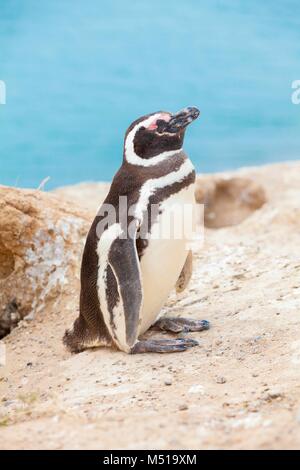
[63,107,210,354]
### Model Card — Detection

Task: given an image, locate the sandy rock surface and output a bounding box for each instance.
[53,181,110,214]
[0,162,300,449]
[0,187,90,338]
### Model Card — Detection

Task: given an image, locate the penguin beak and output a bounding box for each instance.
[167,107,200,133]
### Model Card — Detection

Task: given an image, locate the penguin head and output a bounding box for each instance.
[124,107,200,162]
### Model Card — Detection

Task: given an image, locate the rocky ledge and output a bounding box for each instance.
[0,162,299,450]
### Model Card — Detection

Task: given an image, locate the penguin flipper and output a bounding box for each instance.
[108,236,143,349]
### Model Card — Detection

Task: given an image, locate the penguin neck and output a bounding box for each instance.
[124,146,182,167]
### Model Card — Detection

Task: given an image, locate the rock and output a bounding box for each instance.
[2,162,300,449]
[0,300,21,338]
[216,376,227,384]
[188,384,205,395]
[53,182,110,214]
[0,186,90,337]
[195,175,266,228]
[263,390,285,402]
[179,404,188,411]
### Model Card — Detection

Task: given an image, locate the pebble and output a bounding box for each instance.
[179,404,188,411]
[216,376,227,384]
[188,384,205,395]
[164,379,172,386]
[266,390,284,401]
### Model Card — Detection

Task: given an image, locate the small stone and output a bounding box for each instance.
[253,336,262,342]
[188,384,205,395]
[164,379,172,386]
[179,404,188,411]
[216,376,227,384]
[268,390,284,400]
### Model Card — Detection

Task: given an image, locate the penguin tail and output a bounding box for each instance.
[63,327,85,354]
[63,316,110,353]
[63,315,89,353]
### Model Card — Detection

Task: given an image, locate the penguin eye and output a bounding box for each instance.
[156,119,168,133]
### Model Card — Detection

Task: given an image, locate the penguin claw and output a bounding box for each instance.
[152,317,210,333]
[131,337,199,354]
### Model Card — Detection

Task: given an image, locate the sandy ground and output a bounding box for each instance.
[0,162,300,450]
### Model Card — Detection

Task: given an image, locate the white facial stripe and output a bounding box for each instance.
[126,148,182,167]
[125,113,182,166]
[134,158,195,222]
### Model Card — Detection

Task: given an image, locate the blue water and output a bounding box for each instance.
[0,0,300,189]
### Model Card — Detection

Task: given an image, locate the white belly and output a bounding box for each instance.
[138,183,195,335]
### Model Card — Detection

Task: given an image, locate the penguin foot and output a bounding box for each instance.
[152,317,210,333]
[130,337,199,354]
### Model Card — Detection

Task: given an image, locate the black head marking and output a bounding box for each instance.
[124,107,200,161]
[133,125,184,159]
